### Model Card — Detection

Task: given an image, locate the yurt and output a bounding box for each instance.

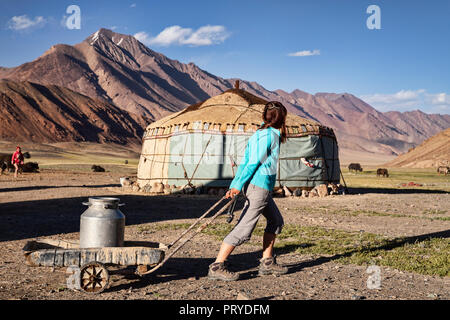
[137,87,340,191]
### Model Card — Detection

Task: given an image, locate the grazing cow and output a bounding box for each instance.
[91,165,105,172]
[377,168,389,177]
[0,161,6,174]
[348,163,363,172]
[0,152,31,174]
[437,166,449,175]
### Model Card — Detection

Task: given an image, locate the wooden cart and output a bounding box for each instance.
[23,196,235,294]
[23,239,166,293]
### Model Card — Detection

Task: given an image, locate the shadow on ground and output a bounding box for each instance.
[108,249,264,293]
[105,229,449,294]
[0,184,119,193]
[347,187,449,195]
[0,192,245,242]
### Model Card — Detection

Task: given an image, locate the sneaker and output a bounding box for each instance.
[258,256,288,276]
[208,262,239,281]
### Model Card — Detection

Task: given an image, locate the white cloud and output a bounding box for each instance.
[430,93,450,105]
[135,26,192,46]
[360,89,450,114]
[183,25,230,46]
[134,25,230,47]
[130,3,136,8]
[288,49,320,57]
[8,15,46,31]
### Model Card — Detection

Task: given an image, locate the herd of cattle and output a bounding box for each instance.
[0,152,448,177]
[0,152,39,174]
[348,163,390,177]
[348,163,449,177]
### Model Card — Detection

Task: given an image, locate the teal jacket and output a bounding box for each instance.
[229,127,281,192]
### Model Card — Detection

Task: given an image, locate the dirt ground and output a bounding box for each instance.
[0,169,449,300]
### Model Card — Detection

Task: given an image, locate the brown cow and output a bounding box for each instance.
[348,163,363,172]
[377,168,389,177]
[22,162,39,173]
[437,166,449,175]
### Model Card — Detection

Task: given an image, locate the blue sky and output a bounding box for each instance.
[1,0,449,114]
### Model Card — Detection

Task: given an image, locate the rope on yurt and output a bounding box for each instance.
[180,133,190,185]
[330,137,336,184]
[231,106,252,125]
[186,136,212,187]
[318,135,330,184]
[199,103,264,115]
[340,169,349,194]
[148,133,159,183]
[160,137,170,182]
[149,103,265,131]
[229,155,236,176]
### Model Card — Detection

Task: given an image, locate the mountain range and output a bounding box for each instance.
[1,28,449,156]
[0,79,143,145]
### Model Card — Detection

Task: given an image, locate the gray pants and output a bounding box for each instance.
[223,184,284,246]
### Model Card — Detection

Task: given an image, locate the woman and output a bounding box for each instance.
[208,101,288,281]
[11,146,24,178]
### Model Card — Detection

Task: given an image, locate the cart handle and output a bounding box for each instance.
[167,195,227,249]
[137,196,235,276]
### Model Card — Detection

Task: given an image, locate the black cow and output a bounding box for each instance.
[377,168,389,177]
[91,165,105,172]
[22,162,40,173]
[348,163,363,172]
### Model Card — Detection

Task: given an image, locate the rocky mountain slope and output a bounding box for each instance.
[1,28,449,155]
[0,79,144,145]
[385,128,450,168]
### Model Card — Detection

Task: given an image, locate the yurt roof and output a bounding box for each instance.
[145,88,336,137]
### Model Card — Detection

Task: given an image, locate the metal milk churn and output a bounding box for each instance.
[80,197,125,248]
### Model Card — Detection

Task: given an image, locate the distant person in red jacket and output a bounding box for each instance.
[11,146,24,178]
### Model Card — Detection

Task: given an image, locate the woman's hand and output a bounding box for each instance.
[225,188,240,199]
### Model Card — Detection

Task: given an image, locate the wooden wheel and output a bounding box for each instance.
[79,262,109,294]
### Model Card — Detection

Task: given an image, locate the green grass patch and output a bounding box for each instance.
[422,209,447,215]
[289,206,449,221]
[342,167,450,192]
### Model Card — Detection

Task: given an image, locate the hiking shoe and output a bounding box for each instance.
[208,262,239,281]
[258,256,288,276]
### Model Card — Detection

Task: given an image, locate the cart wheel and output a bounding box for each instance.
[79,262,109,294]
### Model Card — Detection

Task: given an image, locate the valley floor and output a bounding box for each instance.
[0,166,448,300]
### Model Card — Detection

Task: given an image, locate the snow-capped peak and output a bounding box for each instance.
[90,30,100,45]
